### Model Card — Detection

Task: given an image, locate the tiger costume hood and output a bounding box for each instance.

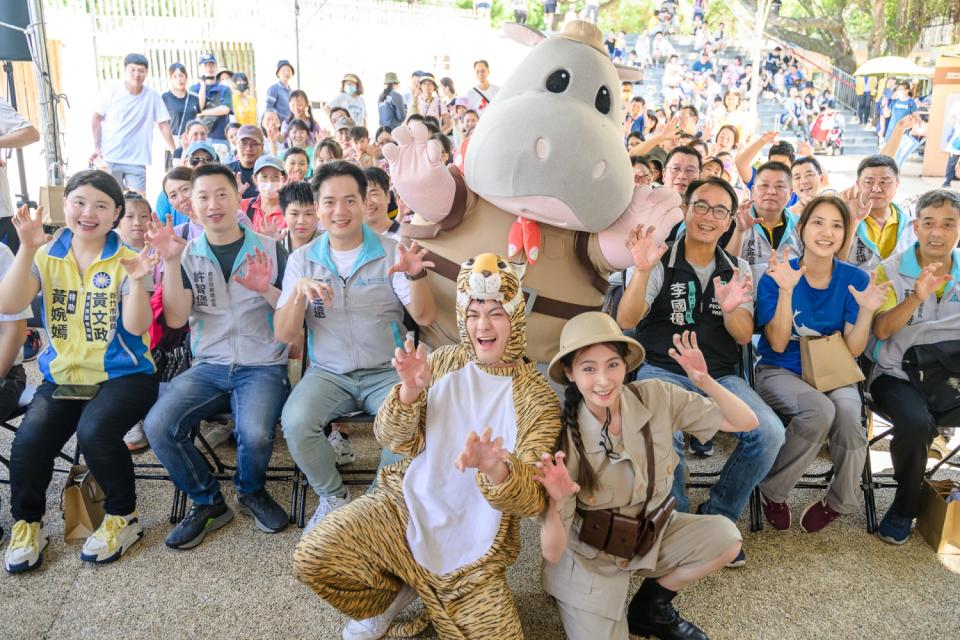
[455,253,528,365]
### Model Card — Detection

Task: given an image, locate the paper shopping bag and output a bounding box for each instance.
[799,332,864,393]
[916,479,960,554]
[61,465,105,541]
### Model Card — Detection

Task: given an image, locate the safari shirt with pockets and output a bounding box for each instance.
[542,379,724,620]
[32,228,155,385]
[869,244,960,382]
[180,226,288,367]
[278,225,406,375]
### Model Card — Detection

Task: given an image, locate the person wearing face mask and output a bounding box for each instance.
[328,73,367,129]
[241,156,288,235]
[291,250,559,640]
[755,195,888,534]
[231,72,256,126]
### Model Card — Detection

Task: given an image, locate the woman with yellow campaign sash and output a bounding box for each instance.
[0,170,159,574]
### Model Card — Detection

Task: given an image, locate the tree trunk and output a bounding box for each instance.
[867,0,886,57]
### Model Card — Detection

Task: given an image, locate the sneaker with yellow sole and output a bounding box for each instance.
[4,521,49,574]
[80,512,144,564]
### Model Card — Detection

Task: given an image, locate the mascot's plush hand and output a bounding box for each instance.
[381,120,456,223]
[507,217,542,264]
[598,185,683,270]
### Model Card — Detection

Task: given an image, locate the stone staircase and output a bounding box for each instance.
[631,35,880,156]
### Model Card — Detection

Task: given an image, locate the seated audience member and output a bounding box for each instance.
[789,156,828,215]
[119,191,152,251]
[840,155,915,270]
[284,147,310,183]
[1,171,158,572]
[538,313,753,640]
[224,121,241,164]
[173,119,208,163]
[348,126,376,168]
[725,161,802,283]
[617,177,784,567]
[314,138,343,167]
[362,167,400,240]
[285,119,313,160]
[755,196,887,533]
[870,189,960,543]
[241,155,288,234]
[274,161,436,533]
[156,145,217,226]
[144,163,291,548]
[735,134,797,205]
[227,125,264,200]
[280,181,320,253]
[0,239,33,541]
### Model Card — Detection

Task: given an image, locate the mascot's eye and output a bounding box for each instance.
[465,258,475,266]
[546,69,570,93]
[497,260,507,269]
[595,86,611,114]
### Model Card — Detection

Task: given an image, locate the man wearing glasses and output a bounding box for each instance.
[226,125,264,200]
[725,161,803,283]
[616,176,784,569]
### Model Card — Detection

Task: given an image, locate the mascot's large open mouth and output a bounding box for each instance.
[483,194,587,231]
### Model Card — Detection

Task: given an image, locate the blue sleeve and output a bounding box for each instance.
[155,192,172,223]
[266,85,277,109]
[756,273,780,328]
[222,87,233,114]
[745,167,756,191]
[843,266,869,326]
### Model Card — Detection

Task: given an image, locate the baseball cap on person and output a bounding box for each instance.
[123,53,149,69]
[186,141,219,161]
[253,155,286,176]
[334,116,355,131]
[237,125,264,143]
[199,53,216,65]
[276,59,295,76]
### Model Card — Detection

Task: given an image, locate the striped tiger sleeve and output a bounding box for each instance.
[373,384,427,457]
[477,375,563,517]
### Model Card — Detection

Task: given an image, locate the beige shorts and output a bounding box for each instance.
[550,512,741,640]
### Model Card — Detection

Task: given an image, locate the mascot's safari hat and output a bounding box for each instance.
[548,312,645,384]
[554,20,607,56]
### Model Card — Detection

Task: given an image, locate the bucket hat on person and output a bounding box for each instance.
[384,72,400,85]
[547,312,645,384]
[276,59,295,76]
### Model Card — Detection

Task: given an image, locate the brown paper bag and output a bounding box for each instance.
[799,332,865,392]
[61,465,105,541]
[916,479,960,554]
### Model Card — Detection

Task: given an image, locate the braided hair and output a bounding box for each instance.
[556,341,631,496]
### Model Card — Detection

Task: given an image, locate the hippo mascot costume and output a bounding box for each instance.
[383,20,684,362]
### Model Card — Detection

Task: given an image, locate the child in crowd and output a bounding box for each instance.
[241,156,288,235]
[284,147,311,183]
[119,191,152,251]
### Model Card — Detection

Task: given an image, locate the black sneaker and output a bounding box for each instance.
[689,437,714,457]
[236,490,288,533]
[22,330,42,363]
[165,501,234,550]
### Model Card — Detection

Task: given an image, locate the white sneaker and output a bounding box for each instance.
[4,521,49,574]
[342,584,418,640]
[197,419,233,450]
[302,493,350,537]
[124,422,149,452]
[329,430,356,465]
[80,512,144,564]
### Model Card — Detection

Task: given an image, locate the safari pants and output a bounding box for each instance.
[293,491,523,640]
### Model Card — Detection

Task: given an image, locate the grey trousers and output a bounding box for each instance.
[756,366,866,513]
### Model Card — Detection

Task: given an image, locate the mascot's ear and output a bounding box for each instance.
[615,64,644,82]
[503,22,547,48]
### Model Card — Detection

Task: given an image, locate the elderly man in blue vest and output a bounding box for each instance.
[617,176,783,568]
[144,163,292,549]
[274,161,436,534]
[869,189,960,544]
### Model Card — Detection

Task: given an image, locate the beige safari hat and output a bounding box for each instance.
[548,312,645,385]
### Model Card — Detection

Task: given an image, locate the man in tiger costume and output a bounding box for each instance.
[293,253,562,639]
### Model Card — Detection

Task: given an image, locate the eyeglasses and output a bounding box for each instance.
[688,199,732,220]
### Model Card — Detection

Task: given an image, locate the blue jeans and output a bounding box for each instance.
[634,363,784,521]
[144,363,289,505]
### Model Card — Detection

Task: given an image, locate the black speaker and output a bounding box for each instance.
[0,1,32,63]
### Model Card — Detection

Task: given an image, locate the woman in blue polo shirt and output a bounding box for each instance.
[0,170,159,573]
[753,195,889,535]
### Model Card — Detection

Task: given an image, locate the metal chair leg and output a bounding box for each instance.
[862,454,878,533]
[749,486,764,532]
[297,474,309,529]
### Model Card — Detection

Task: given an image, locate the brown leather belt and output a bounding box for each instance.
[423,251,603,320]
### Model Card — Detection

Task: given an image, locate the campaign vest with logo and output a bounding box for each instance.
[741,208,802,284]
[848,203,915,270]
[181,226,287,366]
[296,226,405,375]
[637,240,741,379]
[869,245,960,382]
[35,229,155,385]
